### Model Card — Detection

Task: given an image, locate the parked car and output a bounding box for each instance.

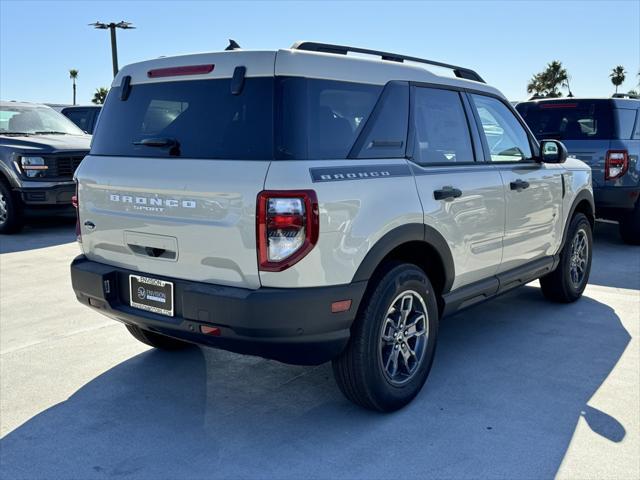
[60,105,101,134]
[0,101,91,233]
[516,97,640,244]
[70,41,594,411]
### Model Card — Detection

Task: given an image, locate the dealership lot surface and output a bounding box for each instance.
[0,221,638,479]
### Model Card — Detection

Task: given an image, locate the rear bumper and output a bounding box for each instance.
[70,255,367,365]
[594,186,640,219]
[16,182,75,206]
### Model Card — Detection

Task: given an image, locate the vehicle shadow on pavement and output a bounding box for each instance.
[589,221,640,290]
[0,286,630,479]
[0,217,75,254]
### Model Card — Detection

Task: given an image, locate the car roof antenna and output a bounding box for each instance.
[225,39,241,51]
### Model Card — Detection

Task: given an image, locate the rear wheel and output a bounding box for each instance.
[125,324,192,350]
[332,263,439,412]
[0,181,23,234]
[619,203,640,245]
[540,213,592,303]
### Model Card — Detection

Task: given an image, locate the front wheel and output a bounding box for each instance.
[540,213,593,303]
[332,263,439,412]
[0,181,23,234]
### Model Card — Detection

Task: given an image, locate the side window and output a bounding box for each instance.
[633,110,640,140]
[471,94,532,162]
[63,109,90,132]
[614,108,636,139]
[411,87,474,165]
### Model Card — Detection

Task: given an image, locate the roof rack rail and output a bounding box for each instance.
[291,41,485,83]
[612,93,640,99]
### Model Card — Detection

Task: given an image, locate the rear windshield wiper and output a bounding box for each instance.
[133,137,181,156]
[133,137,178,147]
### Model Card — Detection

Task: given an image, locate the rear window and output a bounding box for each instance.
[91,78,274,159]
[516,100,613,140]
[91,77,382,160]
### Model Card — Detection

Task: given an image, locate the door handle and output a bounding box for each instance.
[433,186,462,201]
[510,179,530,191]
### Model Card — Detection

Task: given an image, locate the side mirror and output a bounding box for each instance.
[539,139,568,164]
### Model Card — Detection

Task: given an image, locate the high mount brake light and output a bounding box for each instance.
[605,150,629,181]
[257,190,319,272]
[540,103,578,109]
[147,64,214,78]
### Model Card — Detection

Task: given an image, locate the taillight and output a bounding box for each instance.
[605,150,629,180]
[72,182,81,243]
[257,190,319,272]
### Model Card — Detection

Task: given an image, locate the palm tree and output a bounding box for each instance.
[527,73,546,99]
[92,87,109,105]
[69,69,79,105]
[542,61,569,97]
[610,66,626,93]
[610,66,626,94]
[527,61,570,98]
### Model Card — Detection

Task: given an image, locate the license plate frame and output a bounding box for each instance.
[129,274,174,317]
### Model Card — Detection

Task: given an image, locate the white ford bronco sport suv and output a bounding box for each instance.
[70,41,594,411]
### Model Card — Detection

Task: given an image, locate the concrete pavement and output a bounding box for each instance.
[0,221,638,479]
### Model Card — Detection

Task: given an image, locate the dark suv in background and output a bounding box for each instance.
[517,98,640,244]
[60,105,101,134]
[0,101,91,233]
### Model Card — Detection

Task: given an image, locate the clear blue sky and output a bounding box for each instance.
[1,0,638,104]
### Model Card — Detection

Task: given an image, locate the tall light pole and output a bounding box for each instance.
[89,21,135,77]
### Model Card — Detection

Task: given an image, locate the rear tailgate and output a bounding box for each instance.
[76,51,276,289]
[559,139,610,187]
[77,157,268,288]
[516,99,613,185]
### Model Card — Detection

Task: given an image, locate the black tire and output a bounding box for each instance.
[0,180,23,234]
[125,324,192,350]
[540,213,592,303]
[619,202,640,245]
[332,263,439,412]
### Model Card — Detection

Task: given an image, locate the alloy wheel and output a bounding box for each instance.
[0,191,7,225]
[379,290,429,385]
[569,228,588,288]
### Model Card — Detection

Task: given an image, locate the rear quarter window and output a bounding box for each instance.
[276,78,382,159]
[614,108,637,140]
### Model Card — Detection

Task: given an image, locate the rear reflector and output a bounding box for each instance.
[200,325,221,336]
[147,64,214,78]
[331,300,352,313]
